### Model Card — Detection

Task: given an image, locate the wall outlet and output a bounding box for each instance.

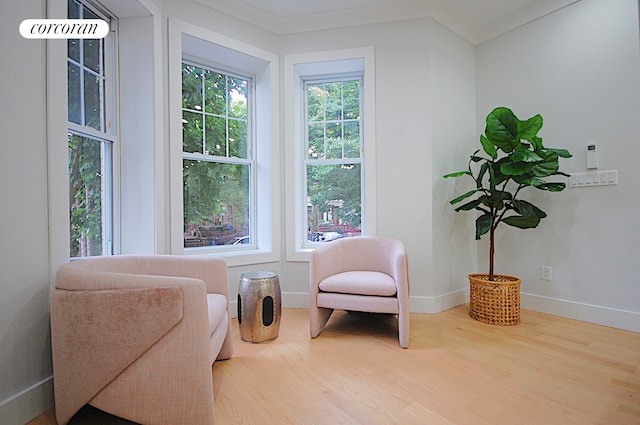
[541,265,552,281]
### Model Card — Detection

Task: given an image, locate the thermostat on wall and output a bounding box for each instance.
[586,144,598,169]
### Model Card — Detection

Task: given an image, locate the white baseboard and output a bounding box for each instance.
[409,289,468,313]
[0,376,53,425]
[522,292,640,333]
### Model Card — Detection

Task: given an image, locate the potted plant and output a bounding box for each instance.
[444,107,572,325]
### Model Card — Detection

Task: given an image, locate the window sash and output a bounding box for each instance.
[67,0,117,257]
[302,75,364,245]
[303,76,363,165]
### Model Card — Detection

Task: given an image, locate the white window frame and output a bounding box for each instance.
[67,0,118,258]
[168,19,281,266]
[284,48,377,261]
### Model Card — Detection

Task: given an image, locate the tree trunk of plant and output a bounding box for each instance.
[489,224,495,281]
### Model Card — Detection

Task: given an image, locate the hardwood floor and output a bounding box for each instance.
[30,306,640,424]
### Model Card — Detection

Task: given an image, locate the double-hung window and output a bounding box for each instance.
[181,61,253,249]
[67,0,116,257]
[304,76,363,242]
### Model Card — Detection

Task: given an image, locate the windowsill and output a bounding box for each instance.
[286,245,317,262]
[184,246,279,267]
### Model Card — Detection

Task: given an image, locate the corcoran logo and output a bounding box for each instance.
[19,19,109,39]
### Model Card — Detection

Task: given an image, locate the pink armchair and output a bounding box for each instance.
[309,236,410,348]
[51,255,233,425]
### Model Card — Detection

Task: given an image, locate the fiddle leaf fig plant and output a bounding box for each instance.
[444,107,572,281]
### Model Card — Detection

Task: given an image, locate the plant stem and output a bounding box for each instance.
[489,221,495,281]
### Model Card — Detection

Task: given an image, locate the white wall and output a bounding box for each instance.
[0,1,55,424]
[429,20,477,311]
[475,0,640,330]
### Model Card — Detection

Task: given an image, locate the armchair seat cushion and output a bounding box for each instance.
[318,271,397,296]
[207,294,228,336]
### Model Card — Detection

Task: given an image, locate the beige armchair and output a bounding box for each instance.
[309,236,410,348]
[51,255,233,425]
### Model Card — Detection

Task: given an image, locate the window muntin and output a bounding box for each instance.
[181,61,254,249]
[304,77,363,242]
[67,0,116,257]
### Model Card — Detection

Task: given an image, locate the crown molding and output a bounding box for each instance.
[192,0,581,45]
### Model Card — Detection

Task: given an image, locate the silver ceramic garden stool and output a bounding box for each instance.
[238,271,281,343]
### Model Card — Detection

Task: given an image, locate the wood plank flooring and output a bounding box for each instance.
[29,305,640,424]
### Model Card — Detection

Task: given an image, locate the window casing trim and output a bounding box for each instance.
[169,18,281,266]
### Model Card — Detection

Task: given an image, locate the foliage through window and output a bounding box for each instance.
[182,61,253,248]
[305,77,363,243]
[67,0,115,257]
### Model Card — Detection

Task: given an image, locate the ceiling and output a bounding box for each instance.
[193,0,580,44]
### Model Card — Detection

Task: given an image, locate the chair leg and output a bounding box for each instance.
[310,306,333,338]
[398,312,410,348]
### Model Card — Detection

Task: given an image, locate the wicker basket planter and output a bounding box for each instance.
[469,274,521,326]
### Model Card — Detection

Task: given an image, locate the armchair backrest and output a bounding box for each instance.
[310,236,406,285]
[56,255,229,298]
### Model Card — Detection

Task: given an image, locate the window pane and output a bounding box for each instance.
[83,39,101,74]
[84,70,102,130]
[204,69,224,114]
[68,39,79,63]
[229,77,248,119]
[307,83,324,122]
[326,122,343,159]
[183,160,250,247]
[325,82,342,121]
[182,111,203,153]
[229,119,247,158]
[344,121,360,158]
[69,133,104,257]
[343,80,360,119]
[205,115,226,156]
[182,64,202,110]
[308,123,324,159]
[68,62,81,124]
[307,163,361,241]
[68,0,80,19]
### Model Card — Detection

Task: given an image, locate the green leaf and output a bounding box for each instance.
[450,189,479,205]
[443,171,471,178]
[502,215,541,229]
[501,161,534,176]
[536,182,567,192]
[476,214,492,240]
[543,147,572,158]
[518,114,543,140]
[530,136,544,150]
[512,199,547,219]
[530,152,559,177]
[513,174,546,187]
[485,107,518,153]
[477,162,489,189]
[455,196,484,212]
[491,160,510,186]
[489,190,513,201]
[480,135,497,159]
[510,149,543,163]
